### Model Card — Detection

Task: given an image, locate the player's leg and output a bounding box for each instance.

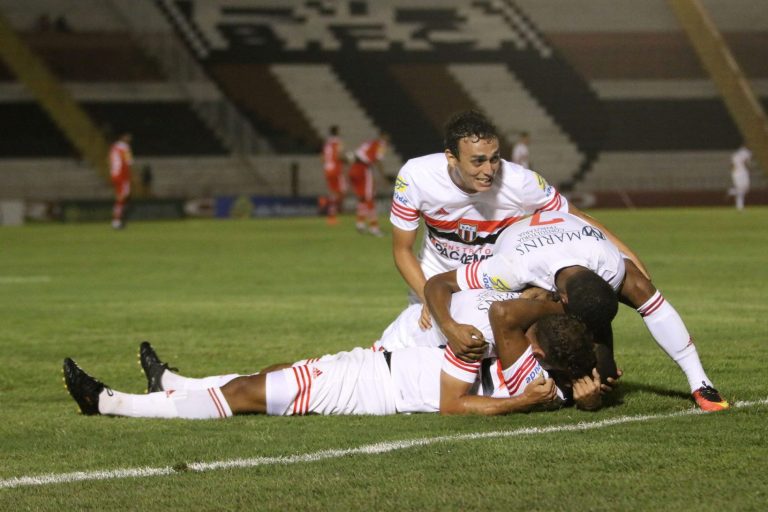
[349,164,368,233]
[63,358,235,419]
[619,261,728,410]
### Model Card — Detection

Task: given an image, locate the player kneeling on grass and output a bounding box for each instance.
[63,306,601,418]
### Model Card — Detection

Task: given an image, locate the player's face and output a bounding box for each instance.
[446,136,501,193]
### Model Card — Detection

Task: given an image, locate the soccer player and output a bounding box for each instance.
[511,131,531,168]
[423,210,730,412]
[321,125,347,225]
[389,110,647,330]
[348,131,389,236]
[108,132,133,230]
[728,145,752,211]
[62,294,601,419]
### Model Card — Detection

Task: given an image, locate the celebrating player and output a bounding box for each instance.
[62,292,601,419]
[390,110,648,330]
[423,210,729,412]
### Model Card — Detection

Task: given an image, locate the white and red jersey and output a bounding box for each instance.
[322,136,344,175]
[271,344,560,416]
[373,288,520,352]
[731,146,751,191]
[456,211,626,294]
[390,153,569,279]
[109,141,133,182]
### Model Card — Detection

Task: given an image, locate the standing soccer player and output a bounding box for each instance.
[321,125,347,225]
[348,131,389,237]
[109,132,133,229]
[728,145,752,211]
[511,131,531,169]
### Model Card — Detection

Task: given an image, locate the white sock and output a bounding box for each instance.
[637,291,711,391]
[98,387,233,419]
[161,370,243,391]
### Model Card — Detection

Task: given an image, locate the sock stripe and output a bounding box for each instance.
[638,292,665,317]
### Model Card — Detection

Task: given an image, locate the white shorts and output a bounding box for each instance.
[266,347,396,416]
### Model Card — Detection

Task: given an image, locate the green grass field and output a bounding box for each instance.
[1,208,767,510]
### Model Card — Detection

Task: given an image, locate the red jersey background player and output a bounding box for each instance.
[321,125,347,225]
[348,131,389,236]
[109,132,133,229]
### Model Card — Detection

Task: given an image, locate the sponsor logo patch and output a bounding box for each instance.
[394,176,408,192]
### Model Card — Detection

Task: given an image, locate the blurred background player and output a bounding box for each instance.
[512,131,531,169]
[321,125,347,225]
[729,145,752,211]
[108,132,133,229]
[348,131,389,236]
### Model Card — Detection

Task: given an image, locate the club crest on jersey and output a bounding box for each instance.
[534,172,549,191]
[394,176,408,192]
[457,222,478,243]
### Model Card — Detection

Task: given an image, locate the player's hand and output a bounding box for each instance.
[522,374,557,405]
[573,368,603,411]
[418,305,433,330]
[601,368,623,394]
[445,323,487,362]
[519,286,558,302]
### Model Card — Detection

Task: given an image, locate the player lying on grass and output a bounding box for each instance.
[424,210,730,412]
[63,293,602,418]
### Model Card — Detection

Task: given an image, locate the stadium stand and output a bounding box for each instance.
[1,0,766,210]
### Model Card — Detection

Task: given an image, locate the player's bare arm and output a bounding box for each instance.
[424,270,486,361]
[488,299,564,368]
[439,370,556,415]
[392,226,433,329]
[568,205,651,280]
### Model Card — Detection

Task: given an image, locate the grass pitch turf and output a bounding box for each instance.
[1,207,767,510]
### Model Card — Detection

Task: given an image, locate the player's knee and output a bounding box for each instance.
[620,261,657,307]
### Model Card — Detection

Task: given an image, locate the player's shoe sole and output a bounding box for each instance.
[138,341,174,393]
[692,383,730,412]
[62,358,106,415]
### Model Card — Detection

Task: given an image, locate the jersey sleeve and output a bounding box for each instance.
[455,255,520,292]
[520,170,569,213]
[441,344,481,383]
[390,163,421,230]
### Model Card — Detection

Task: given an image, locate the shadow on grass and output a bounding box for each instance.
[600,381,691,409]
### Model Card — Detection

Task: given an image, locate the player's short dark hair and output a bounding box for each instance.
[564,270,619,331]
[535,314,596,380]
[329,125,339,136]
[444,110,499,159]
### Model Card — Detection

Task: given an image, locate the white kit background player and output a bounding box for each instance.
[62,290,600,419]
[389,110,648,329]
[729,145,752,211]
[424,210,730,412]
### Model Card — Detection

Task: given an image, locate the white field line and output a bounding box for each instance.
[2,398,766,490]
[0,276,51,284]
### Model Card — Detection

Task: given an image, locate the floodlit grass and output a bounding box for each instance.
[1,208,767,510]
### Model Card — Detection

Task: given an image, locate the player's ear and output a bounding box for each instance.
[445,148,458,165]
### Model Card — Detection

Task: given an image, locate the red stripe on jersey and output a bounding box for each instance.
[422,214,523,234]
[207,388,226,418]
[444,345,481,373]
[638,293,665,317]
[537,192,563,212]
[391,202,419,221]
[505,354,537,394]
